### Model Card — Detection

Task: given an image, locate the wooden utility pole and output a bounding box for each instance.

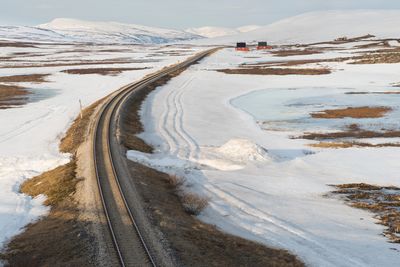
[79,99,83,119]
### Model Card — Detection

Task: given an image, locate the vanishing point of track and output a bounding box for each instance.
[93,48,218,267]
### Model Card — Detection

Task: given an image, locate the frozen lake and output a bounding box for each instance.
[231,87,400,132]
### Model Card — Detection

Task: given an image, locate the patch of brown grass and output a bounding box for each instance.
[300,123,400,140]
[0,41,36,48]
[61,67,148,76]
[311,106,392,119]
[60,100,102,154]
[218,67,331,76]
[309,142,355,148]
[242,57,351,68]
[351,51,400,64]
[335,183,385,190]
[310,141,400,148]
[20,160,78,206]
[0,74,49,83]
[355,40,392,49]
[300,129,400,140]
[0,84,30,109]
[0,84,29,97]
[271,49,322,57]
[330,183,400,243]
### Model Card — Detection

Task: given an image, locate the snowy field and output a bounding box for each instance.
[128,41,400,266]
[0,42,203,249]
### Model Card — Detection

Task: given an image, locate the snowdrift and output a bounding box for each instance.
[216,139,269,163]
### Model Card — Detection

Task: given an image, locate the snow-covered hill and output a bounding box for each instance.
[0,25,74,43]
[185,27,239,38]
[199,10,400,45]
[185,25,261,38]
[0,18,202,44]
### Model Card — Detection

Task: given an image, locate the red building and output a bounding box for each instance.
[236,42,250,51]
[257,41,272,50]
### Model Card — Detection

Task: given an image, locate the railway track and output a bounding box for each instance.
[92,48,218,267]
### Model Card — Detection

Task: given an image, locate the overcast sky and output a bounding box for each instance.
[2,0,400,29]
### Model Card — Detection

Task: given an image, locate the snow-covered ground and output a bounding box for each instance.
[127,45,400,266]
[0,43,204,249]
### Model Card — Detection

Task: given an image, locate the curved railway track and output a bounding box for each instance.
[92,48,218,267]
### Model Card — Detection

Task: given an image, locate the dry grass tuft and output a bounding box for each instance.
[165,174,207,215]
[218,67,331,76]
[166,175,207,215]
[181,193,209,216]
[167,175,186,188]
[311,106,392,119]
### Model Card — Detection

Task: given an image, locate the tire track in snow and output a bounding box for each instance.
[172,76,201,160]
[158,86,179,155]
[0,108,57,144]
[175,78,201,160]
[158,75,199,160]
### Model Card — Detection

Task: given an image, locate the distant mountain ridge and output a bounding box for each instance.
[2,11,400,45]
[0,18,202,44]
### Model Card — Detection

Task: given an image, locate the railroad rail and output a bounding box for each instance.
[92,48,218,267]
